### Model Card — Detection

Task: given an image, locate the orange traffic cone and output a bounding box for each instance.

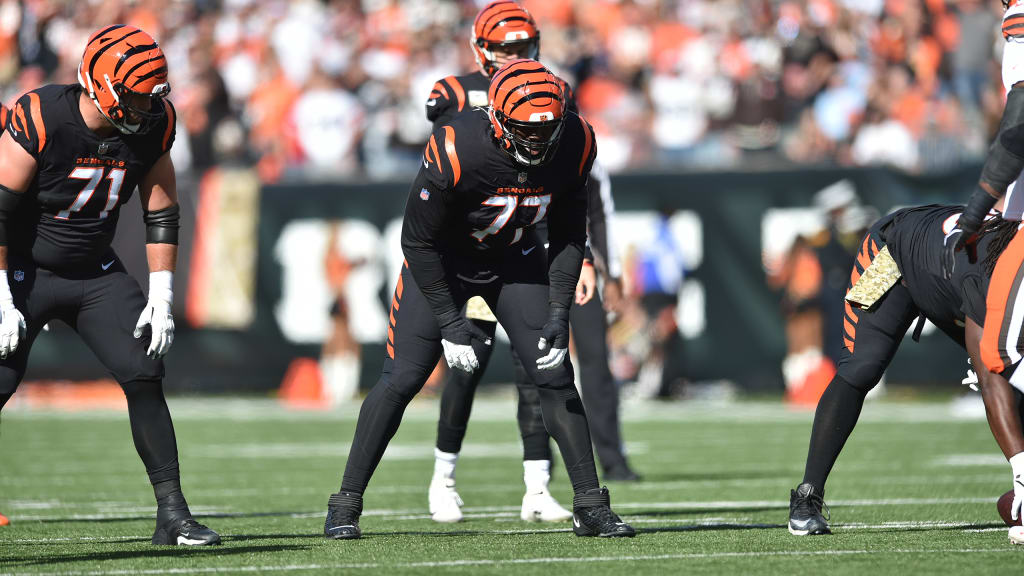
[278,358,327,410]
[787,354,835,408]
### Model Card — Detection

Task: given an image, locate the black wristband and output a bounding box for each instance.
[547,302,570,322]
[143,204,180,244]
[960,187,998,235]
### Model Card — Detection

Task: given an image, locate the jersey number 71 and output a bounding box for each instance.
[56,166,126,220]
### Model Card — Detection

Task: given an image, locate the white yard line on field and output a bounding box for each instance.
[0,398,990,424]
[5,548,1021,575]
[2,496,1000,523]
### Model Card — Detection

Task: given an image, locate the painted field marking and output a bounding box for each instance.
[6,548,1021,575]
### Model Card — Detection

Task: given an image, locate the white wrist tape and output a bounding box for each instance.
[0,270,14,305]
[1010,452,1024,475]
[148,270,174,304]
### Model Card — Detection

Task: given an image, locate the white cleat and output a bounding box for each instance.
[1009,526,1024,545]
[520,490,573,522]
[428,476,464,523]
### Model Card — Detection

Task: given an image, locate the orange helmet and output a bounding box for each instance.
[488,59,566,166]
[77,24,171,135]
[472,1,540,78]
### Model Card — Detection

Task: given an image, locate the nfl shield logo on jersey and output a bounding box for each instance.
[97,142,110,156]
[420,188,430,201]
[13,270,23,282]
[518,172,527,183]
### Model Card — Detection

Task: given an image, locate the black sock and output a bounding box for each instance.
[436,339,489,453]
[801,374,867,492]
[341,380,413,495]
[536,384,598,494]
[120,379,188,514]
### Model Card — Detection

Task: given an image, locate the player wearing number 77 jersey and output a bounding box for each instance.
[0,25,219,545]
[324,59,634,539]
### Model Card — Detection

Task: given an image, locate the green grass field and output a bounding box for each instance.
[1,393,1022,575]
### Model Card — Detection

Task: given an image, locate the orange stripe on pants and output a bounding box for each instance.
[982,227,1024,374]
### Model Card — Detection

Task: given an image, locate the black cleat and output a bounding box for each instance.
[324,491,362,540]
[572,487,636,538]
[152,511,221,546]
[788,482,831,535]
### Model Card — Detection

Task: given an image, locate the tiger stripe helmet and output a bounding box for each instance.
[472,1,540,78]
[77,24,171,135]
[488,59,566,166]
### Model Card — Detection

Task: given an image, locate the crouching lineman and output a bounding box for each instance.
[424,0,637,525]
[323,59,635,539]
[789,203,1018,535]
[0,26,219,545]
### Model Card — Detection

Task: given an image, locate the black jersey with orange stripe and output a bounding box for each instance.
[884,204,992,328]
[5,84,175,273]
[425,71,578,128]
[402,107,596,319]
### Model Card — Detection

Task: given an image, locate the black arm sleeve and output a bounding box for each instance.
[400,168,461,326]
[585,175,607,270]
[980,83,1024,195]
[546,179,589,308]
[0,184,21,246]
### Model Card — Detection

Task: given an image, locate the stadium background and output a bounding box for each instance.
[0,0,1005,398]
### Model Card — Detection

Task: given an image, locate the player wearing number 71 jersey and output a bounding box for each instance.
[0,25,219,545]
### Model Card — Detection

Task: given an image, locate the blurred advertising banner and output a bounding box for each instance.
[23,165,981,394]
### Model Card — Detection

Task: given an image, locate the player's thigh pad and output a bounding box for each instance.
[381,264,451,398]
[838,281,918,393]
[74,269,164,383]
[0,266,60,395]
[492,281,575,387]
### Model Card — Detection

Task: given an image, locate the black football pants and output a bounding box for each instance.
[435,288,628,474]
[0,257,182,493]
[801,223,962,491]
[341,261,600,496]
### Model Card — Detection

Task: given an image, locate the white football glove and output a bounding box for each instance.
[441,339,479,373]
[134,271,175,359]
[439,316,492,373]
[536,305,570,371]
[0,271,25,360]
[1011,452,1024,522]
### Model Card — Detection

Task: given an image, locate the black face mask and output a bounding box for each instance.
[113,83,170,134]
[500,114,564,166]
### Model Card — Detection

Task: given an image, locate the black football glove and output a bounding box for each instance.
[942,187,997,280]
[536,304,570,371]
[941,227,978,280]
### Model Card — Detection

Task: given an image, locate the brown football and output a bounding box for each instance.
[998,490,1022,527]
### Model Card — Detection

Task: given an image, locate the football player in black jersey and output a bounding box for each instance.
[0,26,218,545]
[324,59,635,540]
[425,0,637,525]
[788,204,1020,536]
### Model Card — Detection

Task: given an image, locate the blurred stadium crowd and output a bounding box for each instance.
[0,0,1007,182]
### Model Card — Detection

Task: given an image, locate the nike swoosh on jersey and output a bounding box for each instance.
[101,260,115,270]
[521,246,536,256]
